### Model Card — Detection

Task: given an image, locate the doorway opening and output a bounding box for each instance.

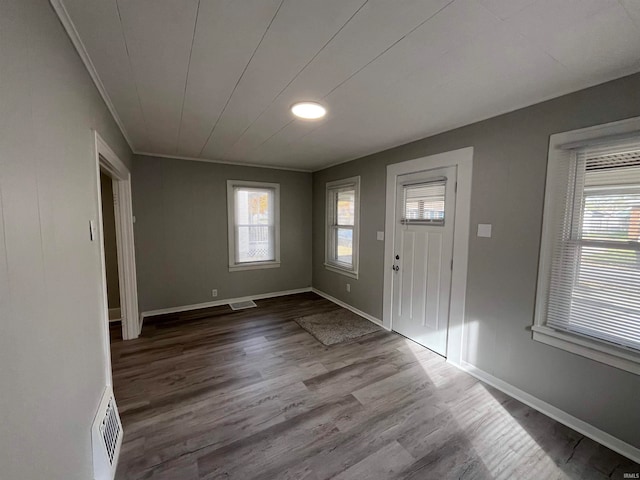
[383,147,473,365]
[100,171,122,328]
[95,132,139,353]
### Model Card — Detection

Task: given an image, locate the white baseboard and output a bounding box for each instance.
[108,308,121,322]
[311,288,390,331]
[139,288,312,325]
[450,360,640,464]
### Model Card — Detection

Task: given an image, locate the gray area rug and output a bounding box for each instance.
[295,309,382,346]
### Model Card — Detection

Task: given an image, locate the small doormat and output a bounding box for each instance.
[295,309,382,346]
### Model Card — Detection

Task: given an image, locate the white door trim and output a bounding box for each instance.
[95,132,140,343]
[383,147,473,364]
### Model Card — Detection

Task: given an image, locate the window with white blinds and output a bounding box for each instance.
[543,137,640,355]
[227,180,280,271]
[325,176,360,278]
[402,180,446,224]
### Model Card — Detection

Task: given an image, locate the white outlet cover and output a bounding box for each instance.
[377,231,384,241]
[477,224,492,238]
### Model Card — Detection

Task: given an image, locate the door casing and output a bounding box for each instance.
[391,166,457,356]
[95,132,140,358]
[383,147,473,365]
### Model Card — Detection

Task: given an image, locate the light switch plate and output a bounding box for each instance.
[477,224,492,238]
[377,231,384,241]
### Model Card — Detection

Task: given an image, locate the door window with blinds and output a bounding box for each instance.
[325,176,360,278]
[402,179,446,225]
[535,120,640,374]
[227,180,280,271]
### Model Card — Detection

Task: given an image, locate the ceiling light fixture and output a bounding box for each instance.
[291,101,326,119]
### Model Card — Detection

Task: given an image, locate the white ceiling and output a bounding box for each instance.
[59,0,640,171]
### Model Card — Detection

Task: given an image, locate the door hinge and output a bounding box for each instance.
[451,259,454,270]
[455,181,458,193]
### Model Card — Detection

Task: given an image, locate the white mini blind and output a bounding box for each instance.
[327,185,356,268]
[546,138,640,351]
[233,186,275,263]
[402,179,446,224]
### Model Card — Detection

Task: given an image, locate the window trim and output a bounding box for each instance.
[535,116,640,375]
[325,176,360,279]
[227,180,280,272]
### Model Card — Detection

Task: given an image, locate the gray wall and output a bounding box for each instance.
[312,73,640,448]
[132,155,312,313]
[100,172,121,310]
[0,0,133,478]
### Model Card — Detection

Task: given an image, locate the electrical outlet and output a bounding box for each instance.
[212,289,218,297]
[346,283,351,293]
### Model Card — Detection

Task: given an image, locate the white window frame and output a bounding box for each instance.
[227,180,280,272]
[534,116,640,375]
[324,176,360,279]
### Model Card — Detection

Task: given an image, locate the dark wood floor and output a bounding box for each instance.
[110,292,638,480]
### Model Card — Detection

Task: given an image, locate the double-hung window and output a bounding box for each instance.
[227,180,280,271]
[535,118,640,374]
[325,176,360,278]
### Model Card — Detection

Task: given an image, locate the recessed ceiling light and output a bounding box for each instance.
[291,101,326,119]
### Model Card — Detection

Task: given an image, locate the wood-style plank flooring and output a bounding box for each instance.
[110,293,638,479]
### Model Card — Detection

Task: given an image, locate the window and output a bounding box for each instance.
[227,180,280,271]
[535,118,640,375]
[402,179,446,225]
[325,176,360,278]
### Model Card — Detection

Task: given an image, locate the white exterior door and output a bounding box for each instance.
[391,166,457,356]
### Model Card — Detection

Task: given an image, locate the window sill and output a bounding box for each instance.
[531,325,640,375]
[229,261,280,272]
[324,263,358,279]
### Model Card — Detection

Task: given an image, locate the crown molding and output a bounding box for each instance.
[50,0,136,152]
[134,151,312,173]
[51,0,311,173]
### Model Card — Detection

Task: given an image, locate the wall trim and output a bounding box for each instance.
[451,360,640,464]
[227,180,281,272]
[324,176,361,280]
[51,1,312,173]
[383,147,473,365]
[96,132,140,342]
[534,116,640,375]
[51,0,640,178]
[139,288,312,325]
[311,288,390,331]
[135,152,312,173]
[50,0,135,152]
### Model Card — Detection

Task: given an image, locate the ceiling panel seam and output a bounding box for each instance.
[244,0,458,157]
[0,184,9,265]
[114,0,152,149]
[176,0,202,154]
[38,2,317,173]
[197,0,287,157]
[50,0,136,152]
[324,0,456,101]
[225,0,370,153]
[618,0,640,31]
